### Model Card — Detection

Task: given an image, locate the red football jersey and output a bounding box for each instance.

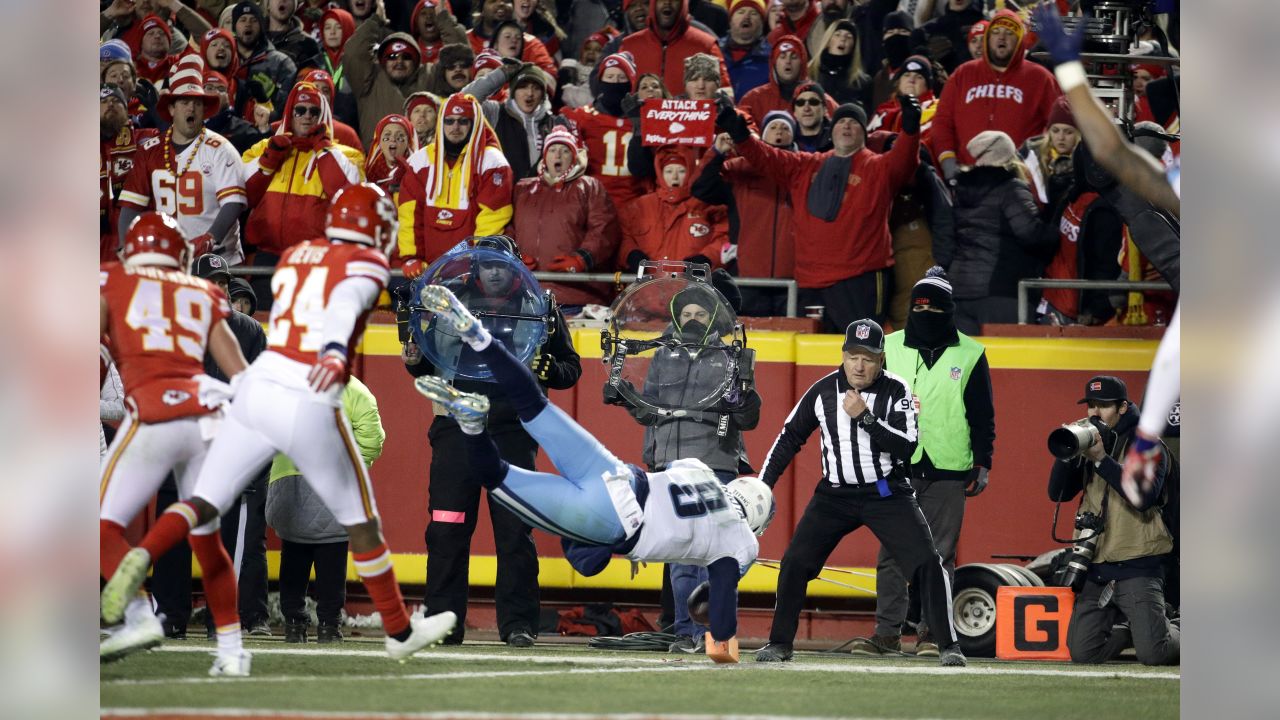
[101,262,231,423]
[560,106,649,208]
[265,240,391,363]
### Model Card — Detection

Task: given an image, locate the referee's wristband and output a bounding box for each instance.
[1054,60,1088,92]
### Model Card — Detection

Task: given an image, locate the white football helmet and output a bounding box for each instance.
[725,476,775,536]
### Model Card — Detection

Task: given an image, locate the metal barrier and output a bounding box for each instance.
[1016,279,1173,324]
[228,265,802,317]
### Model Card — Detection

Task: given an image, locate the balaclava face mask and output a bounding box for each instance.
[599,80,630,115]
[904,270,959,349]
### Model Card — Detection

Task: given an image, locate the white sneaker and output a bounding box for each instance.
[209,650,252,677]
[100,613,164,663]
[386,611,457,662]
[101,548,151,625]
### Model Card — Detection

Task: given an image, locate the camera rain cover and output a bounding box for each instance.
[603,272,744,413]
[409,244,548,382]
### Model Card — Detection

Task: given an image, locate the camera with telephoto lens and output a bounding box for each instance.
[1047,418,1099,460]
[1057,511,1105,592]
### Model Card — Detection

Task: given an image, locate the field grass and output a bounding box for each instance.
[101,637,1178,719]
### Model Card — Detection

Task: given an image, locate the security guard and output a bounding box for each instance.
[753,319,966,666]
[863,268,995,656]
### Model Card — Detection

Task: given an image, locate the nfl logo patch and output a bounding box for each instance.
[855,324,870,340]
[950,366,961,381]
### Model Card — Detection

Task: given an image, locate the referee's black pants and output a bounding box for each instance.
[769,484,957,648]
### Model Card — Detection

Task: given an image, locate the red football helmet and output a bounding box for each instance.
[122,212,190,269]
[325,183,398,255]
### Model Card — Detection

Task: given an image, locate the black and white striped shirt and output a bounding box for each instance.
[759,369,918,491]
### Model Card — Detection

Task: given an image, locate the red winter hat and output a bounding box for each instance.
[1045,96,1076,130]
[139,15,172,48]
[300,68,335,98]
[1132,62,1167,79]
[967,20,989,44]
[728,0,767,19]
[202,69,229,87]
[404,92,440,117]
[442,94,476,120]
[542,126,581,160]
[598,52,638,90]
[474,48,504,72]
[379,36,421,64]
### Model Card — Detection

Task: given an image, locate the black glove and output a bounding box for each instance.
[620,92,643,120]
[530,353,554,382]
[502,58,528,81]
[135,78,158,110]
[715,94,750,143]
[899,93,922,135]
[625,249,649,272]
[246,78,271,104]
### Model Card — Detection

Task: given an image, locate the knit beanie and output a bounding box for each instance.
[474,48,504,73]
[892,55,934,86]
[792,80,826,103]
[882,10,914,33]
[598,52,638,89]
[100,39,132,64]
[760,110,798,139]
[831,102,867,131]
[683,53,721,83]
[968,130,1016,167]
[1045,96,1076,130]
[728,0,767,20]
[910,266,954,313]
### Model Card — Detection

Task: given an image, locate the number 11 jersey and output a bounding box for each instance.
[265,240,391,364]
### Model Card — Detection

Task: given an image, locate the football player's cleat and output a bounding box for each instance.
[386,611,457,662]
[208,650,253,677]
[100,613,165,663]
[101,548,152,625]
[414,376,490,434]
[418,284,488,345]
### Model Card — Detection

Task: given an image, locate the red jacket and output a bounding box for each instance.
[735,131,918,288]
[737,34,835,126]
[100,125,160,262]
[932,10,1061,165]
[617,147,727,269]
[619,0,731,98]
[718,155,795,279]
[512,155,621,306]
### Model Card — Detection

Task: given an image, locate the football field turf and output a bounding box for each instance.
[101,637,1178,719]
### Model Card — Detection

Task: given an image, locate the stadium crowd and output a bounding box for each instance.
[99,0,1181,671]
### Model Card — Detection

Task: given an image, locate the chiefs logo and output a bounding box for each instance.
[494,174,503,186]
[846,174,862,186]
[162,390,191,406]
[113,157,134,176]
[436,209,454,221]
[689,223,710,238]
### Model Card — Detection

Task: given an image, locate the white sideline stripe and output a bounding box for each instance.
[105,665,705,686]
[114,646,1178,682]
[103,710,928,720]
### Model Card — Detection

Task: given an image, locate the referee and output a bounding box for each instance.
[753,320,965,666]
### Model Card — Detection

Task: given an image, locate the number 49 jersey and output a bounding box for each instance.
[627,459,758,573]
[101,263,231,423]
[265,240,391,364]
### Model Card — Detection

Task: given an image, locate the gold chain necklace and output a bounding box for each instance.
[163,127,206,178]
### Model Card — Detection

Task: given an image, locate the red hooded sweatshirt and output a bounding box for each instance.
[932,9,1061,165]
[617,147,728,268]
[619,0,731,98]
[738,33,834,126]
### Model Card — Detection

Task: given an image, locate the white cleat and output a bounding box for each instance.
[101,548,151,625]
[386,611,457,662]
[413,376,489,433]
[100,613,165,663]
[419,284,485,342]
[209,650,253,677]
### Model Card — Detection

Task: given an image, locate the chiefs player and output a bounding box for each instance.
[560,53,649,210]
[102,184,458,664]
[98,213,250,670]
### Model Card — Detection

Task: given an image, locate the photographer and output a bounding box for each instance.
[1048,376,1179,666]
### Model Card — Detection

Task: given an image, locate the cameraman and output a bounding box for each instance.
[1048,376,1179,666]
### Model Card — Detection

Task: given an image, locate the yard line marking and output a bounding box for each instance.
[135,645,1179,681]
[104,665,708,687]
[102,710,939,720]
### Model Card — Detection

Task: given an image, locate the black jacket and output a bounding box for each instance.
[1039,187,1124,322]
[945,165,1052,300]
[203,310,267,382]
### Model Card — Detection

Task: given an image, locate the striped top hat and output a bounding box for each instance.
[158,54,220,123]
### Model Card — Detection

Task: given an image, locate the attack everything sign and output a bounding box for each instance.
[640,99,714,147]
